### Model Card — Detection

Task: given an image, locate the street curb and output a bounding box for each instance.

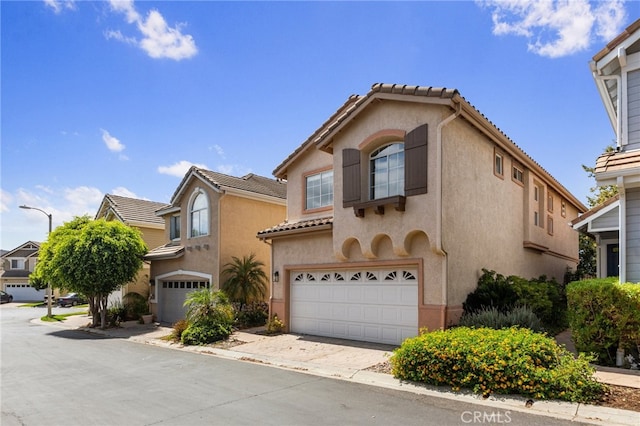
[41,318,639,426]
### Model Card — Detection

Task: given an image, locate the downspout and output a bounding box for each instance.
[591,63,622,148]
[617,177,626,283]
[260,236,274,321]
[435,102,461,327]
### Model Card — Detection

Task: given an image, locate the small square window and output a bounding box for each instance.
[512,165,524,184]
[305,169,333,210]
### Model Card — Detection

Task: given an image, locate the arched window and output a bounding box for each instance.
[370,143,404,199]
[190,191,209,237]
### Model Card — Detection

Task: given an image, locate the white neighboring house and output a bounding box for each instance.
[584,18,640,283]
[0,241,45,301]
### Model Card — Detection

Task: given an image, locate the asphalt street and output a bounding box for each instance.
[1,304,593,426]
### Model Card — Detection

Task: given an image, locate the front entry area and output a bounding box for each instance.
[290,267,419,345]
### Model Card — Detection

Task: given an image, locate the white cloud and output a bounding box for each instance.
[101,129,126,153]
[210,144,226,158]
[2,186,106,250]
[216,164,252,176]
[111,186,138,198]
[64,186,104,215]
[158,160,208,177]
[107,0,198,61]
[478,0,627,58]
[0,189,13,213]
[43,0,76,14]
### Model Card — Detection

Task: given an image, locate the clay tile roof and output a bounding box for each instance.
[197,169,287,199]
[257,216,333,238]
[595,150,640,174]
[144,243,185,260]
[99,195,168,225]
[593,18,640,62]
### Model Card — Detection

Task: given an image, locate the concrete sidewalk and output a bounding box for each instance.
[48,313,639,426]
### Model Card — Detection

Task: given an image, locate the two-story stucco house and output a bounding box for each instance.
[258,83,587,345]
[146,167,286,324]
[573,19,640,283]
[0,241,43,301]
[95,194,169,304]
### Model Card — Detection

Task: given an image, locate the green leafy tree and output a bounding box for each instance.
[221,254,268,312]
[33,216,147,328]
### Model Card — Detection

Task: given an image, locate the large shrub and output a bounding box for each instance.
[122,292,149,321]
[181,289,235,345]
[463,269,567,332]
[234,301,268,329]
[459,306,544,333]
[390,327,605,403]
[567,278,640,365]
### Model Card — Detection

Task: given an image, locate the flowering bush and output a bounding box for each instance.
[390,327,605,403]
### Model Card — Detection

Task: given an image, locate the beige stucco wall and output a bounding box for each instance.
[151,177,286,295]
[219,193,286,286]
[151,179,223,288]
[270,98,582,332]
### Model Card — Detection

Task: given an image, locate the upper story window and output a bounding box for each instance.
[170,215,181,240]
[494,150,504,178]
[561,201,567,218]
[512,164,524,185]
[547,193,554,212]
[11,259,25,269]
[305,170,333,210]
[190,191,209,238]
[370,143,404,200]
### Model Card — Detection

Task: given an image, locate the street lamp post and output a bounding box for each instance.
[19,205,53,317]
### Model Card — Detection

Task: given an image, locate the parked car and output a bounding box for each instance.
[57,293,85,307]
[0,291,13,304]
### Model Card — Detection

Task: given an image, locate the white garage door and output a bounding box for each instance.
[158,280,210,324]
[290,268,419,345]
[5,284,45,302]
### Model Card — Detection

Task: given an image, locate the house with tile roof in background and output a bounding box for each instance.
[95,194,169,305]
[146,167,286,324]
[258,83,587,346]
[573,19,640,284]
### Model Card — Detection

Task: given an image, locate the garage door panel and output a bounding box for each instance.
[290,268,418,345]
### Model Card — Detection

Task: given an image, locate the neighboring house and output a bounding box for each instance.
[258,83,586,345]
[572,195,620,278]
[146,167,286,324]
[587,18,640,283]
[95,194,169,305]
[0,241,43,301]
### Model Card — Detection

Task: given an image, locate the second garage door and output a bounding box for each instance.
[290,268,418,345]
[158,280,210,324]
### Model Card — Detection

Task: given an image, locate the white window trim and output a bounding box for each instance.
[369,142,405,200]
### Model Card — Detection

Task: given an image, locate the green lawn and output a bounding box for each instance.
[40,311,87,322]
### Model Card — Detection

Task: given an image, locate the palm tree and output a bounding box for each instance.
[221,254,268,312]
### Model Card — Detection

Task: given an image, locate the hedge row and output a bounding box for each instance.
[567,278,640,365]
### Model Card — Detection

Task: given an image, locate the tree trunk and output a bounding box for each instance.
[89,296,100,328]
[100,295,108,329]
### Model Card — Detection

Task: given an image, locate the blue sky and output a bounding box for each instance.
[1,0,635,250]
